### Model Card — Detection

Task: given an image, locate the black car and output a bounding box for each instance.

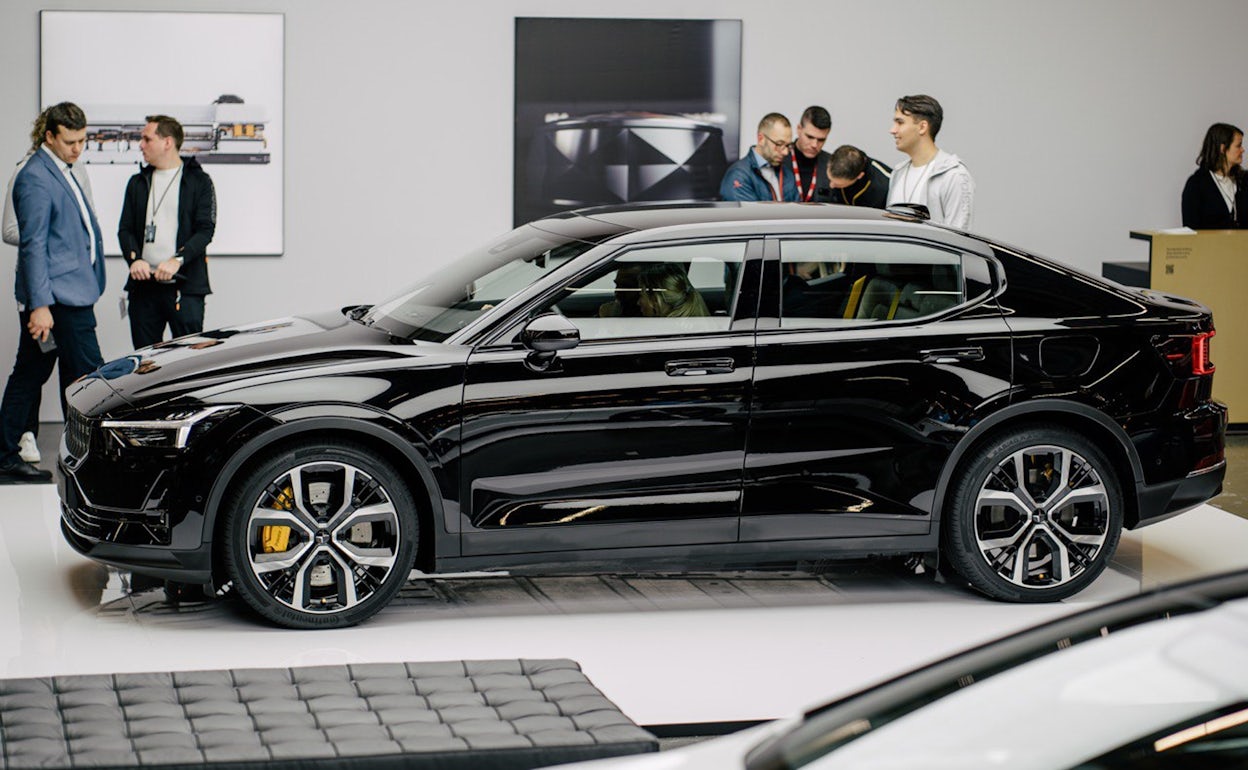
[57,203,1228,629]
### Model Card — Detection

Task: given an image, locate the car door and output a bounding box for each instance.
[457,238,761,557]
[742,235,1013,542]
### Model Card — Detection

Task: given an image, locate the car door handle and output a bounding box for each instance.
[665,358,736,376]
[920,347,985,364]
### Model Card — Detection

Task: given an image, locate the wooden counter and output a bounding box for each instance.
[1131,229,1248,424]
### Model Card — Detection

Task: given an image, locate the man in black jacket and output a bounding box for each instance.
[826,144,892,209]
[118,115,216,349]
[792,105,833,203]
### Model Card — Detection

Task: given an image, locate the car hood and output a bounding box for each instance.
[66,309,464,415]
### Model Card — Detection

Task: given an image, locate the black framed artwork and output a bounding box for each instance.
[514,18,742,226]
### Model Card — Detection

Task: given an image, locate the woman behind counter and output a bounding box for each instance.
[1182,122,1248,229]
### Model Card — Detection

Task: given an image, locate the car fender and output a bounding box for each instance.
[201,410,453,565]
[931,398,1146,532]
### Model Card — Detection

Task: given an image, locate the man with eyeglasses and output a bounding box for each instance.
[719,113,800,202]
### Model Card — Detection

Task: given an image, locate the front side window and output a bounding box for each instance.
[779,238,965,328]
[363,225,608,342]
[535,241,747,340]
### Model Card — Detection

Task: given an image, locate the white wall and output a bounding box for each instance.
[1,0,1244,420]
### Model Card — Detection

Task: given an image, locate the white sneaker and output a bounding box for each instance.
[18,432,40,464]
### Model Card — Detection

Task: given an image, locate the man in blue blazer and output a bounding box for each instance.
[0,102,105,482]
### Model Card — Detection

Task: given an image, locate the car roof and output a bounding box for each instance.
[528,201,994,253]
[546,200,917,232]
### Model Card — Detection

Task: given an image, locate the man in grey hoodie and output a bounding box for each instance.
[886,94,974,229]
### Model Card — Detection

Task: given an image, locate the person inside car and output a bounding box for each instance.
[598,264,644,317]
[637,263,709,318]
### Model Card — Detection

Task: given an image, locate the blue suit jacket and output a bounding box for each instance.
[12,148,106,309]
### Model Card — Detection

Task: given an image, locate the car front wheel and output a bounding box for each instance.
[943,427,1123,602]
[221,441,418,628]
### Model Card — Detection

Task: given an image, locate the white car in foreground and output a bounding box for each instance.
[548,569,1248,769]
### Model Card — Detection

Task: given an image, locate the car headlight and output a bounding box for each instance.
[101,405,242,449]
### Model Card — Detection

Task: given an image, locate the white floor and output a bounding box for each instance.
[1,485,1246,727]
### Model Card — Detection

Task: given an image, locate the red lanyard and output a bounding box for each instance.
[763,163,783,201]
[790,152,815,202]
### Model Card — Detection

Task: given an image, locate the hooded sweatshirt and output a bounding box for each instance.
[886,149,974,229]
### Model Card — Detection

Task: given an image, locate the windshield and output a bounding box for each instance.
[362,225,607,342]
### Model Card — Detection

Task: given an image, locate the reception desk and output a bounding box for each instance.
[1131,229,1248,424]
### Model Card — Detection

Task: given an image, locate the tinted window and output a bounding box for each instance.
[778,239,964,328]
[536,241,747,340]
[1074,704,1248,769]
[364,225,610,342]
[992,247,1144,319]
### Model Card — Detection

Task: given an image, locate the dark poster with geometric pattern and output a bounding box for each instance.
[514,18,742,226]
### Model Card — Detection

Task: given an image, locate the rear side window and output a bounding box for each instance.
[778,239,966,328]
[992,247,1142,319]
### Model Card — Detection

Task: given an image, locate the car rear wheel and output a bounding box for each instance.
[220,442,417,628]
[943,427,1123,602]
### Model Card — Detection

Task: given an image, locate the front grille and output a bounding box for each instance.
[66,407,92,458]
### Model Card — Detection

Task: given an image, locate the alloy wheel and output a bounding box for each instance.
[972,443,1111,591]
[245,460,402,615]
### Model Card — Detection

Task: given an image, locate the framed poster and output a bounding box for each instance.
[514,18,742,226]
[40,11,284,256]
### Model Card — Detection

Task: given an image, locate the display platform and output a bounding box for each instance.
[2,486,1246,727]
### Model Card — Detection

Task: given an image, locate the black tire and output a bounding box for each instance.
[220,441,418,628]
[942,426,1123,602]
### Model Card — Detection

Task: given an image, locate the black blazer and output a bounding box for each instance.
[1181,169,1248,229]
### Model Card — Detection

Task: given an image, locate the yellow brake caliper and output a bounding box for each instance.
[261,486,294,553]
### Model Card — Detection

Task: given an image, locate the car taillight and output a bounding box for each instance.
[1192,330,1215,375]
[1158,331,1215,377]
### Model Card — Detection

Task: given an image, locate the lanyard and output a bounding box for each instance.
[789,152,816,202]
[148,166,183,225]
[761,163,783,201]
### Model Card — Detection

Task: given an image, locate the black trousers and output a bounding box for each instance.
[128,286,205,349]
[0,305,103,462]
[23,392,39,436]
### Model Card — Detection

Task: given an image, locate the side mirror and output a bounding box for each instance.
[520,313,579,371]
[521,313,580,353]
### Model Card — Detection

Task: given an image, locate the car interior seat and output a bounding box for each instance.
[895,263,961,318]
[855,264,903,320]
[856,263,962,321]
